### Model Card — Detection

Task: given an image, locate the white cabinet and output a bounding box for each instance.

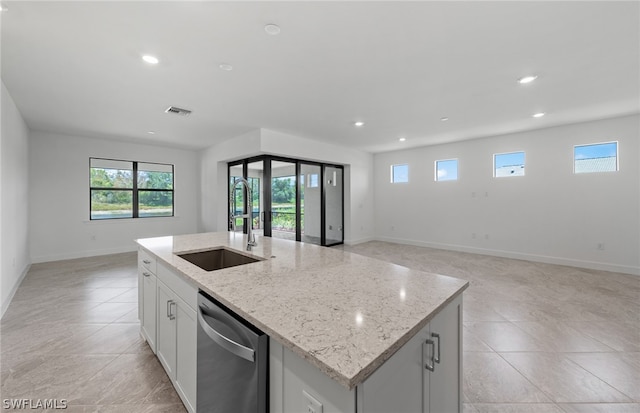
[427,297,462,413]
[155,268,197,413]
[270,295,463,413]
[156,280,177,377]
[175,301,197,412]
[138,249,197,413]
[359,295,462,413]
[157,278,197,412]
[139,249,157,353]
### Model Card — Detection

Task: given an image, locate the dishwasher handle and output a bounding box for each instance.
[198,306,256,363]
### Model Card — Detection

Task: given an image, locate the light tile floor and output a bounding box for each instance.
[1,242,638,412]
[341,241,640,413]
[0,253,186,412]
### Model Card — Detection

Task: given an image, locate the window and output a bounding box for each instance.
[90,158,174,220]
[435,159,458,181]
[494,151,525,177]
[574,141,618,173]
[230,176,260,228]
[308,173,319,188]
[391,164,409,183]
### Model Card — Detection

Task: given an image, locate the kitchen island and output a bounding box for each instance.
[137,232,468,413]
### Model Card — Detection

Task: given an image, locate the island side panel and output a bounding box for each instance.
[273,342,356,413]
[357,294,463,413]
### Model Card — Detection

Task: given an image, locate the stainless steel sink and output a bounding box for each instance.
[177,248,262,272]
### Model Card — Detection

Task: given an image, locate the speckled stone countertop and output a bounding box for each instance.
[137,232,468,390]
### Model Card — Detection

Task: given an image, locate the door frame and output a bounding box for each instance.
[227,155,344,246]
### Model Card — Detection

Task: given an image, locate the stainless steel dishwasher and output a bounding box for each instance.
[197,291,268,412]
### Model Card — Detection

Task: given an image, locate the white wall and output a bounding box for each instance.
[374,114,640,275]
[1,81,30,316]
[260,129,374,244]
[201,129,262,232]
[200,128,375,245]
[29,131,201,262]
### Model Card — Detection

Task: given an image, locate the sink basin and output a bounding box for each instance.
[177,248,262,272]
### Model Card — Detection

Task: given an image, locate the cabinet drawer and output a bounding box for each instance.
[139,249,157,274]
[157,262,197,311]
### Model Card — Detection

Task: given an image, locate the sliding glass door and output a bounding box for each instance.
[228,156,343,246]
[299,163,321,244]
[324,165,344,246]
[270,160,297,241]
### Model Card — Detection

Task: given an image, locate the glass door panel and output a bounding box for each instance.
[229,164,244,232]
[271,160,297,241]
[246,160,264,235]
[324,166,343,246]
[300,164,321,245]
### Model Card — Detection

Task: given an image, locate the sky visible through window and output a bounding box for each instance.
[494,151,525,177]
[574,142,618,173]
[574,142,617,160]
[392,164,409,183]
[495,152,525,168]
[436,159,458,181]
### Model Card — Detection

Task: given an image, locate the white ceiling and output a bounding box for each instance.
[2,1,638,153]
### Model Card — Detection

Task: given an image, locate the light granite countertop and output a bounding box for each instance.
[136,232,468,390]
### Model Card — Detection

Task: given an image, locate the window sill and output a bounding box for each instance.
[83,216,181,225]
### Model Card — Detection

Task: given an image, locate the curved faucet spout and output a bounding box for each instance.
[230,178,258,251]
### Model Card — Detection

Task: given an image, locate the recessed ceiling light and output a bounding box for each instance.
[518,75,538,84]
[148,131,155,135]
[219,63,233,71]
[399,138,406,142]
[532,112,545,118]
[142,55,159,65]
[0,5,8,12]
[440,117,449,121]
[264,24,281,35]
[354,121,364,127]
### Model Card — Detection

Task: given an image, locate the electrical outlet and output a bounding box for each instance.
[303,390,323,413]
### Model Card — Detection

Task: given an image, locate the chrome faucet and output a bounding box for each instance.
[230,177,257,251]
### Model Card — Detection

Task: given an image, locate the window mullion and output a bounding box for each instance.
[133,161,139,218]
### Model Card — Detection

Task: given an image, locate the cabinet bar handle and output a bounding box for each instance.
[424,338,435,372]
[432,332,441,364]
[167,300,176,320]
[169,301,176,320]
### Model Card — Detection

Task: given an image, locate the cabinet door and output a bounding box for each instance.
[157,281,177,380]
[427,296,462,413]
[359,326,426,413]
[175,300,197,413]
[141,271,157,353]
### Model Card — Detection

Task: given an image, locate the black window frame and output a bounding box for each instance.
[89,157,175,220]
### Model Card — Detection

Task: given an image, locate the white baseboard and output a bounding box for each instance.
[1,263,31,319]
[374,236,640,276]
[344,236,375,246]
[31,245,138,264]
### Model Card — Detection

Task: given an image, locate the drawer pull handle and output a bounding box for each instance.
[143,259,151,264]
[143,272,151,277]
[424,338,435,372]
[167,300,176,320]
[432,332,441,364]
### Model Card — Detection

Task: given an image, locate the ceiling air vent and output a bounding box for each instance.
[165,106,192,116]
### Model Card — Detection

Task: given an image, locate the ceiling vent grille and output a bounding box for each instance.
[165,106,192,116]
